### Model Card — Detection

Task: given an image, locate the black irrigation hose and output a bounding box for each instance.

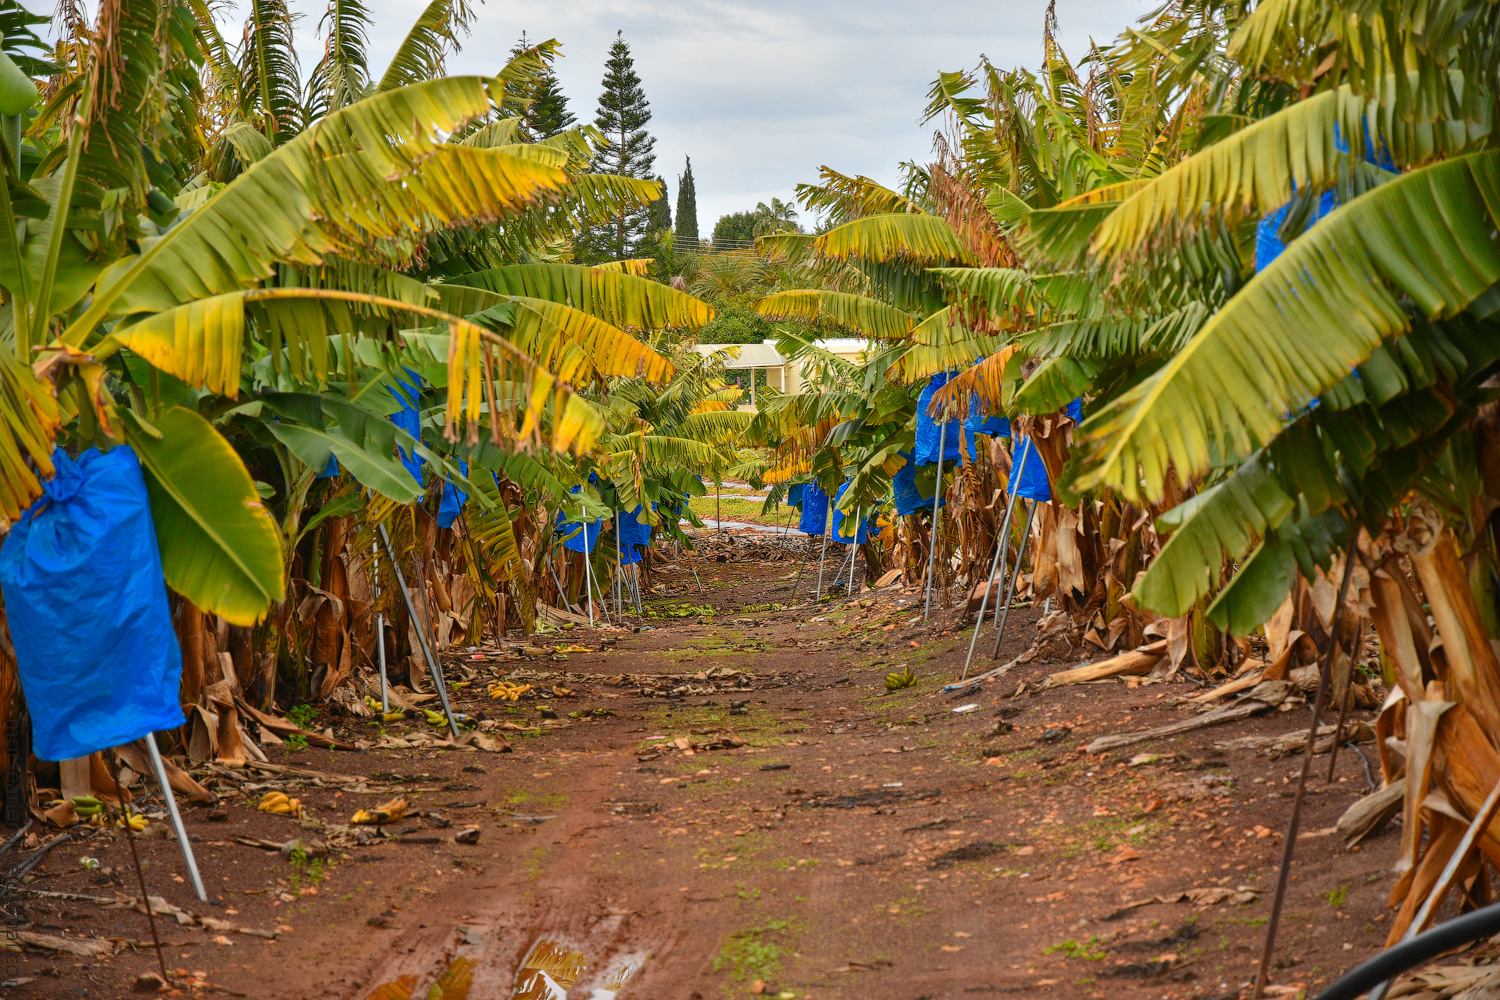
[0,819,34,864]
[1310,901,1500,1000]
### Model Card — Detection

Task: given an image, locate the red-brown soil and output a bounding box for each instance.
[6,553,1398,1000]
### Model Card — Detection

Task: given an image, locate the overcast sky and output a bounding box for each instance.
[231,0,1150,228]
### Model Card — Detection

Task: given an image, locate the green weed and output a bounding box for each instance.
[712,919,803,985]
[1044,936,1106,961]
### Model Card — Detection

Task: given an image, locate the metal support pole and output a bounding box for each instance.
[631,562,646,617]
[613,509,624,617]
[144,733,206,902]
[962,444,1030,677]
[373,542,388,713]
[546,556,574,615]
[376,524,461,739]
[991,499,1037,658]
[791,531,812,597]
[847,508,860,593]
[923,418,949,621]
[109,753,168,986]
[814,500,832,601]
[582,528,602,626]
[961,530,1007,680]
[1253,539,1359,998]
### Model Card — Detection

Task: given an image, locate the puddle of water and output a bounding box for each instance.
[582,952,645,999]
[363,957,473,1000]
[362,935,648,999]
[509,939,588,1000]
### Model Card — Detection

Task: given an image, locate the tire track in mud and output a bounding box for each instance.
[341,746,695,1000]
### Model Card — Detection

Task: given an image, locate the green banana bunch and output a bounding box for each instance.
[71,795,104,818]
[885,667,918,692]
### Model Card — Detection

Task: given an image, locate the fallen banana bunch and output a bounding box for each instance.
[69,795,104,818]
[89,810,148,831]
[885,666,918,692]
[257,791,302,817]
[350,797,407,825]
[488,681,532,702]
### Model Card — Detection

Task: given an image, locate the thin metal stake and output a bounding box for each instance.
[144,732,206,902]
[923,417,950,621]
[962,529,1007,680]
[376,524,461,739]
[373,541,388,713]
[109,752,168,986]
[847,508,860,593]
[1326,618,1366,782]
[992,499,1037,658]
[814,500,832,600]
[582,527,600,626]
[792,534,811,597]
[963,445,1031,677]
[1253,539,1358,999]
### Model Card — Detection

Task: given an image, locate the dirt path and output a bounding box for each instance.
[11,555,1400,1000]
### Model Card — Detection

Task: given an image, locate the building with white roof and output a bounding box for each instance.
[690,338,871,405]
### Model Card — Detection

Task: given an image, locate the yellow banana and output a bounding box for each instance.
[350,797,407,825]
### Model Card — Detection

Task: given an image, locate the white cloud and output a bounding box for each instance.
[240,0,1150,227]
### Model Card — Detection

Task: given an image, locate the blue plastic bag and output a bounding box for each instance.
[389,368,425,486]
[435,460,469,529]
[915,372,965,465]
[0,448,186,761]
[892,451,942,516]
[831,481,869,544]
[1008,437,1052,502]
[1256,188,1337,272]
[614,505,654,566]
[798,481,830,535]
[786,482,807,510]
[556,484,601,554]
[966,398,1010,441]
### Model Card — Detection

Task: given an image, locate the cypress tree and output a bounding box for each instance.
[586,31,657,260]
[646,175,672,232]
[675,155,699,246]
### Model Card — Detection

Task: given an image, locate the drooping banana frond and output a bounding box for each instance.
[445,262,713,331]
[375,0,474,93]
[1089,78,1489,260]
[931,345,1022,417]
[755,290,915,340]
[66,78,567,339]
[0,351,64,523]
[887,306,1004,383]
[465,474,525,584]
[239,0,304,143]
[305,0,372,120]
[594,259,653,277]
[495,297,675,383]
[795,166,925,225]
[672,409,755,446]
[1074,151,1500,504]
[813,214,971,264]
[691,387,744,413]
[101,287,605,454]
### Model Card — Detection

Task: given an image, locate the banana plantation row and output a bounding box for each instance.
[0,0,1497,966]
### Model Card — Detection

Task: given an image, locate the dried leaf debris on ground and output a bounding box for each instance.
[0,555,1438,1000]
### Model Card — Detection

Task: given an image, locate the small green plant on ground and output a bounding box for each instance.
[283,733,309,752]
[287,846,326,892]
[713,919,803,985]
[287,704,317,728]
[645,602,716,619]
[1044,936,1107,961]
[1324,886,1349,908]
